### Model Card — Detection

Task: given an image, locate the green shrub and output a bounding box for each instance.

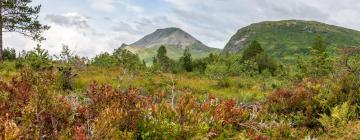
[22,45,53,70]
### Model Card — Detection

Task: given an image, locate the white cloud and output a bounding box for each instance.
[90,0,115,12]
[6,0,360,57]
[89,0,143,13]
[119,1,144,13]
[4,12,141,58]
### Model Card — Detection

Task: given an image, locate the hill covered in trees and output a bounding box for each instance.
[224,20,360,61]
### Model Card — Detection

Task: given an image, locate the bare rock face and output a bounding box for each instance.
[129,27,208,49]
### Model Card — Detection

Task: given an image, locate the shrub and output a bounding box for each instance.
[91,52,117,67]
[266,88,308,114]
[57,67,77,91]
[23,45,53,70]
[3,48,17,61]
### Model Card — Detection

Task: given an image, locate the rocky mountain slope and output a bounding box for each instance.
[122,27,220,63]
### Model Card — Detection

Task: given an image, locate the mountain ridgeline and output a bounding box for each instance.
[224,20,360,61]
[122,27,220,63]
[121,20,360,63]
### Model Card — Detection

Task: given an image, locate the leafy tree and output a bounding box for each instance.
[180,47,192,72]
[242,59,259,77]
[256,52,277,75]
[192,58,208,73]
[192,53,220,73]
[113,48,143,75]
[205,62,230,88]
[0,0,50,62]
[241,40,264,61]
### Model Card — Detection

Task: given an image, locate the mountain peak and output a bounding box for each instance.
[156,27,181,32]
[122,27,220,63]
[129,27,205,49]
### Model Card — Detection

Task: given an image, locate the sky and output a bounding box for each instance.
[4,0,360,58]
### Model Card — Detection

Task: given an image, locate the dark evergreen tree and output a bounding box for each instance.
[0,0,49,62]
[312,35,326,53]
[3,47,16,60]
[310,35,332,78]
[155,45,171,71]
[157,45,168,63]
[180,47,193,72]
[241,40,264,61]
[240,40,277,75]
[143,59,147,67]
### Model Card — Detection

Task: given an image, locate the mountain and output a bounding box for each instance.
[223,20,360,61]
[122,27,220,63]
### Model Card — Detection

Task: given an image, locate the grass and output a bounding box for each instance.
[0,61,19,81]
[0,62,286,103]
[73,66,277,102]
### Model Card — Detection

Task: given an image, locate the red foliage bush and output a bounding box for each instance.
[266,87,309,114]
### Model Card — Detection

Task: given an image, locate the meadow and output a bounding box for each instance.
[1,38,360,139]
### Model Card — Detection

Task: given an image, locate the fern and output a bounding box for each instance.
[318,102,351,133]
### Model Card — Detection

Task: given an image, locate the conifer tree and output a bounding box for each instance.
[180,47,192,72]
[310,35,332,78]
[0,0,49,62]
[241,40,264,61]
[155,45,171,71]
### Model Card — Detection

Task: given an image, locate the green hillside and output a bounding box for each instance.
[224,20,360,61]
[125,44,220,64]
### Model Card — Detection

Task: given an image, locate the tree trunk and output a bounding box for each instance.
[0,0,3,63]
[0,20,2,63]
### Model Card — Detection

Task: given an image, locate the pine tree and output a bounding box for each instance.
[0,0,49,62]
[142,59,147,67]
[241,40,264,61]
[155,45,171,71]
[157,45,168,63]
[180,47,193,72]
[240,40,277,75]
[3,47,16,60]
[310,35,332,78]
[312,35,326,53]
